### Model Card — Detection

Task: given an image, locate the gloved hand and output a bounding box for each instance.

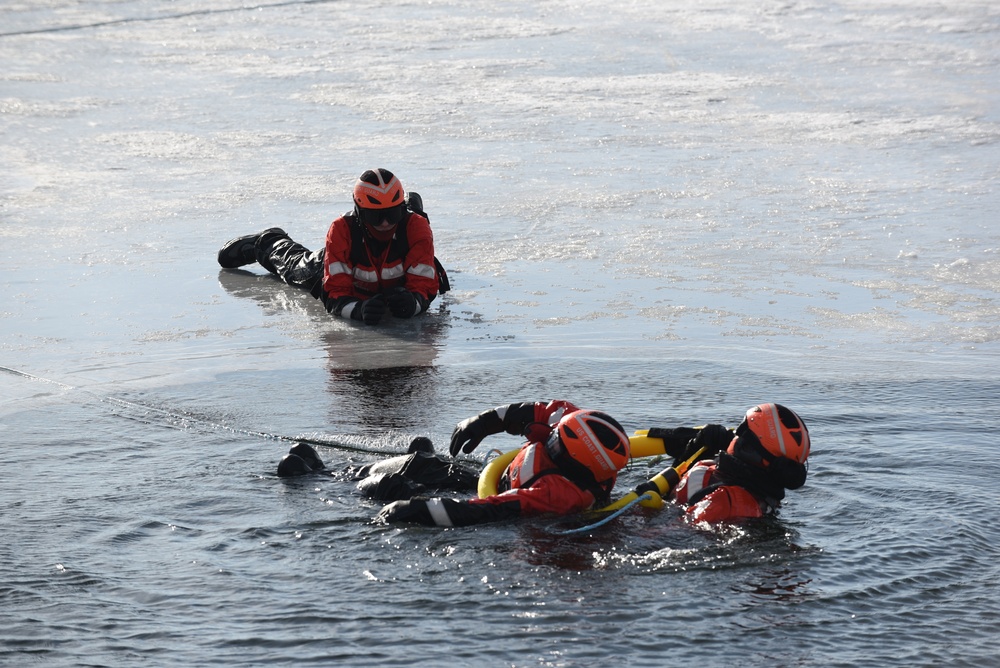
[449,409,505,457]
[357,473,427,501]
[359,295,386,325]
[376,499,432,525]
[678,423,733,464]
[387,287,419,318]
[646,426,699,458]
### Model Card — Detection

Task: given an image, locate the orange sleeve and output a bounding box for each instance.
[401,214,439,300]
[322,216,357,300]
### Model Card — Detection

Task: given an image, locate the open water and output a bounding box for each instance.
[2,1,999,666]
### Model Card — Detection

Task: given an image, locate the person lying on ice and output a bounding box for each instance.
[217,168,448,325]
[276,437,479,502]
[642,403,812,523]
[376,400,632,527]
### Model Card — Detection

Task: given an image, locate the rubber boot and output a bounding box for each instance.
[407,437,434,454]
[218,227,287,268]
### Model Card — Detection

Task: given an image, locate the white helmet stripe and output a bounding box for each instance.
[582,418,619,474]
[762,403,787,457]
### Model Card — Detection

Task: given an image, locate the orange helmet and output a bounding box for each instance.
[353,168,404,210]
[545,410,631,486]
[729,403,811,466]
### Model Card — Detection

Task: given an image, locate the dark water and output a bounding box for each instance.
[4,356,1000,666]
[3,0,1000,665]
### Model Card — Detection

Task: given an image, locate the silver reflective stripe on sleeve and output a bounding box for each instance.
[408,262,435,279]
[354,267,378,283]
[382,264,405,281]
[342,301,358,320]
[426,499,454,527]
[327,260,351,278]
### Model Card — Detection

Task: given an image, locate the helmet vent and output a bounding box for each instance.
[589,421,628,456]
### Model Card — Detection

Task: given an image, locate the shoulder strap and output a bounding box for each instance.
[434,256,450,293]
[345,213,367,265]
[403,197,450,294]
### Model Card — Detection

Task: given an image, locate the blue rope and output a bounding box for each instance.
[554,492,655,535]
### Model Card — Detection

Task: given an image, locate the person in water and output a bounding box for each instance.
[376,400,632,527]
[646,403,812,523]
[277,437,479,501]
[217,168,448,325]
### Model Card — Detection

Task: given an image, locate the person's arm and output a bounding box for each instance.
[377,495,521,527]
[385,214,438,319]
[448,400,578,457]
[400,214,438,304]
[646,424,734,467]
[377,475,594,527]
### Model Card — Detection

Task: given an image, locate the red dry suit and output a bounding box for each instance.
[322,211,438,314]
[672,460,771,523]
[377,400,618,527]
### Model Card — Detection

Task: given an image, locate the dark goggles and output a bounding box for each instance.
[357,203,406,228]
[733,418,776,467]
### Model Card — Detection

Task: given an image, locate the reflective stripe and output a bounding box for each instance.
[426,499,453,527]
[581,421,618,476]
[674,462,713,505]
[549,405,568,425]
[327,260,351,278]
[762,403,787,457]
[407,262,435,279]
[354,267,378,283]
[508,445,540,489]
[382,264,405,281]
[341,301,358,320]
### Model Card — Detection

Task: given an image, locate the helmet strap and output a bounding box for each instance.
[543,434,610,505]
[716,452,786,504]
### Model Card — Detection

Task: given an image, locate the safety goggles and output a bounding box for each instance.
[733,419,776,467]
[357,203,406,229]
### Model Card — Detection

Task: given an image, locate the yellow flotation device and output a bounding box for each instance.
[477,431,673,499]
[626,430,671,458]
[476,448,519,498]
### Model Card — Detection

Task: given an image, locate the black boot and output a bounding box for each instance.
[277,454,313,477]
[407,436,434,454]
[217,227,287,269]
[288,443,325,471]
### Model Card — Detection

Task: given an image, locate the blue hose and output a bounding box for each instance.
[554,492,655,535]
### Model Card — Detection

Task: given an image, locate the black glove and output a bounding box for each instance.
[646,427,699,458]
[376,499,433,525]
[358,296,386,325]
[677,424,733,465]
[357,473,427,501]
[387,287,420,318]
[449,409,505,457]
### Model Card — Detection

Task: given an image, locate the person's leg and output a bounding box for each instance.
[255,231,333,309]
[217,227,286,269]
